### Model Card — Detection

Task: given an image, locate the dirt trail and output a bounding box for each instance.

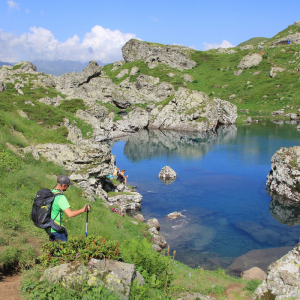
[0,274,21,300]
[225,283,251,300]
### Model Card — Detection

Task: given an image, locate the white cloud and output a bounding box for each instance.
[25,8,29,13]
[0,26,138,63]
[203,40,235,51]
[151,16,158,22]
[7,0,20,11]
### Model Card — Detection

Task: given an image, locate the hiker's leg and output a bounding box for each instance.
[50,231,68,242]
[124,178,127,185]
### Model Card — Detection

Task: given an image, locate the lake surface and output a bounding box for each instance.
[110,122,300,273]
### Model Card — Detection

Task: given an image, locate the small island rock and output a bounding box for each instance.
[158,166,177,180]
[167,212,183,220]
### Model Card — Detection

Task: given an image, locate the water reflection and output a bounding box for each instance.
[270,198,300,226]
[121,125,237,161]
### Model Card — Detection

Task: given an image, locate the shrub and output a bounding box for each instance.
[58,98,86,114]
[0,246,21,268]
[122,239,173,288]
[40,235,121,267]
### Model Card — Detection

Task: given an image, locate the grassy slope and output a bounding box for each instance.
[237,37,270,47]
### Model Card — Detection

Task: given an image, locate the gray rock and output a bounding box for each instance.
[273,32,300,46]
[111,60,125,72]
[253,243,300,299]
[129,67,140,76]
[133,214,145,222]
[122,39,196,71]
[213,97,238,124]
[246,117,252,123]
[167,72,176,77]
[167,212,183,220]
[178,293,216,300]
[152,234,167,249]
[228,94,236,100]
[115,69,129,79]
[152,244,162,252]
[148,227,159,235]
[42,259,144,299]
[0,82,7,92]
[241,267,267,281]
[270,66,285,78]
[234,69,243,76]
[270,109,285,116]
[238,53,262,69]
[253,71,260,75]
[17,110,29,119]
[44,77,56,87]
[158,166,177,181]
[147,218,160,230]
[266,146,300,205]
[183,74,193,82]
[106,192,142,211]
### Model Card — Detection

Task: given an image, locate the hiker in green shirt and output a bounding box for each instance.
[50,175,90,242]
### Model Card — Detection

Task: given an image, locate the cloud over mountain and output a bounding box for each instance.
[203,40,235,50]
[0,26,138,63]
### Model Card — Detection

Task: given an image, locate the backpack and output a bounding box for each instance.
[31,188,66,233]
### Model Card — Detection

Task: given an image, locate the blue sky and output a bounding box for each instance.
[1,0,300,63]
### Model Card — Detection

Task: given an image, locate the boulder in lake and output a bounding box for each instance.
[158,166,177,180]
[167,212,183,220]
[253,243,300,299]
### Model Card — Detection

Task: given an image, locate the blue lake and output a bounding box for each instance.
[111,122,300,273]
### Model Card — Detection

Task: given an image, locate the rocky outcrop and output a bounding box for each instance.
[240,45,254,51]
[122,39,196,71]
[148,88,237,132]
[147,218,160,230]
[238,53,262,69]
[253,243,300,299]
[273,32,300,45]
[23,140,114,201]
[42,259,144,300]
[266,146,300,205]
[106,192,142,212]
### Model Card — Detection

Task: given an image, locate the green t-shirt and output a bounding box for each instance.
[50,189,71,233]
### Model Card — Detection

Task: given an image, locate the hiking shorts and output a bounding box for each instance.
[49,229,68,242]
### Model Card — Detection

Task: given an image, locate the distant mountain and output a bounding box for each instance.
[0,61,14,67]
[32,60,106,76]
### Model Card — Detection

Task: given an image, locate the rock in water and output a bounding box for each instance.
[158,166,177,185]
[266,146,300,205]
[253,243,300,299]
[167,212,183,220]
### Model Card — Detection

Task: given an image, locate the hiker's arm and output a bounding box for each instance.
[64,205,89,218]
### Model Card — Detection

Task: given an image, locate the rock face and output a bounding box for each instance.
[266,146,300,205]
[42,259,144,300]
[122,39,196,71]
[253,243,300,299]
[147,218,160,230]
[273,32,300,45]
[106,192,142,212]
[238,53,262,69]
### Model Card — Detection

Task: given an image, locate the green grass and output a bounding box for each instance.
[237,37,270,47]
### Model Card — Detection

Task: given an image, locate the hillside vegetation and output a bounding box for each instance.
[237,37,270,47]
[1,22,300,299]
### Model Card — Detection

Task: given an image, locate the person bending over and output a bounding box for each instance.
[117,169,128,185]
[50,175,90,242]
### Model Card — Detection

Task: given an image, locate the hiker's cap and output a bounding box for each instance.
[57,175,74,186]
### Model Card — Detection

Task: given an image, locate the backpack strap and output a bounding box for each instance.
[51,191,63,225]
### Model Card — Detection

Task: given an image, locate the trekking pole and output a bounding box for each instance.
[85,204,91,237]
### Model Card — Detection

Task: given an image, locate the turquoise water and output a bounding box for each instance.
[111,122,300,271]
